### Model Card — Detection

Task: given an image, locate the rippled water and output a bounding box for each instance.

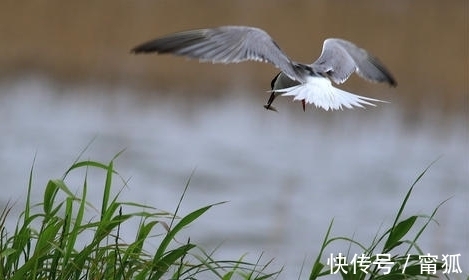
[1,76,467,278]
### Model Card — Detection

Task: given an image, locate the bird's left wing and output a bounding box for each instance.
[131,25,304,82]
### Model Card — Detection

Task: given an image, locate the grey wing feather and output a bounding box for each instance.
[312,38,397,86]
[131,26,304,82]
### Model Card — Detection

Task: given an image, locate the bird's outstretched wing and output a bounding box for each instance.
[311,38,397,86]
[131,26,304,82]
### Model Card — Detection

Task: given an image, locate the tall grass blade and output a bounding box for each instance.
[383,215,417,252]
[101,160,114,220]
[153,204,214,262]
[150,243,195,280]
[384,160,437,252]
[309,219,334,279]
[404,197,451,256]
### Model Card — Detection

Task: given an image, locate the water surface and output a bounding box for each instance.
[0,76,467,278]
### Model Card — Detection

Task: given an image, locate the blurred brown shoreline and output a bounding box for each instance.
[0,1,467,114]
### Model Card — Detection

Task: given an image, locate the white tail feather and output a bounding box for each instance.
[274,76,387,111]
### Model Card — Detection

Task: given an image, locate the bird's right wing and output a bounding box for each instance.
[131,26,304,82]
[311,38,397,86]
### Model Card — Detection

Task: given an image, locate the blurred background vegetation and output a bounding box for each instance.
[0,0,467,115]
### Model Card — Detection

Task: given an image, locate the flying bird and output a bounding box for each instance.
[131,25,396,111]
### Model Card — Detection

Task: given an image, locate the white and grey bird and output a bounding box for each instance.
[131,25,396,111]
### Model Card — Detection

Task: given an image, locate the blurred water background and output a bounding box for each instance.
[1,1,468,278]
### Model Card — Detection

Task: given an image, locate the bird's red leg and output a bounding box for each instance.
[302,99,306,112]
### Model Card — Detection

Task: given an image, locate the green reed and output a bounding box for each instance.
[0,154,460,279]
[0,155,277,280]
[308,161,454,280]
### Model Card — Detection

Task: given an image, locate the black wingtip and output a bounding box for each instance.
[381,63,397,87]
[377,68,397,87]
[387,74,398,87]
[130,45,143,54]
[380,68,398,88]
[130,39,165,54]
[130,44,152,54]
